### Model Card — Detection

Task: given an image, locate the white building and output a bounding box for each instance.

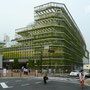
[3,34,10,43]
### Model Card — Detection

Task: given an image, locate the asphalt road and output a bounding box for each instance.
[0,77,90,90]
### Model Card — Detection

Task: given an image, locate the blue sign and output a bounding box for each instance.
[48,50,55,53]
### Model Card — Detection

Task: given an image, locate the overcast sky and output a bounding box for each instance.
[0,0,90,53]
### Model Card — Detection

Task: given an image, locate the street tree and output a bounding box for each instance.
[13,58,19,69]
[35,60,41,70]
[26,58,34,69]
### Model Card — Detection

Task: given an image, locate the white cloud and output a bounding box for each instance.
[85,5,90,15]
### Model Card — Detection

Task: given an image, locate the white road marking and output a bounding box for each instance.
[0,82,13,89]
[27,78,33,81]
[15,80,22,82]
[47,80,52,82]
[21,84,30,86]
[0,82,8,83]
[53,79,80,85]
[35,81,41,84]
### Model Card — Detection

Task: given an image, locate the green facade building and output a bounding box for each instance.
[0,2,89,72]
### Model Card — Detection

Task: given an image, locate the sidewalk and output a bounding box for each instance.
[0,69,42,78]
[0,69,70,79]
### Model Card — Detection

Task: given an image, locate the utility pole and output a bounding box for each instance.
[49,47,51,69]
[40,44,43,73]
[48,48,55,72]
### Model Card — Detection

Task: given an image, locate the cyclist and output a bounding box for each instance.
[79,69,85,86]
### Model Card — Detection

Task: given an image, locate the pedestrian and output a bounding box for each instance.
[35,70,38,77]
[42,69,48,84]
[53,68,55,74]
[22,66,24,72]
[24,68,26,75]
[79,69,85,86]
[28,68,31,74]
[26,68,28,75]
[0,71,2,77]
[49,68,51,74]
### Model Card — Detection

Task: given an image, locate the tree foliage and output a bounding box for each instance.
[13,58,19,69]
[26,59,34,69]
[35,60,41,70]
[26,59,41,70]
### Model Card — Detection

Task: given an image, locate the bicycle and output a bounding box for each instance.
[80,80,84,90]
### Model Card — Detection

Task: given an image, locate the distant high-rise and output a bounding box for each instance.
[3,34,10,43]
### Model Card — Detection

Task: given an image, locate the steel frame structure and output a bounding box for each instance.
[0,2,89,72]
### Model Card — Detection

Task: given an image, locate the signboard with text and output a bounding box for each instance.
[0,55,3,69]
[48,50,55,53]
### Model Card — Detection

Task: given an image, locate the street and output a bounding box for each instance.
[0,77,90,90]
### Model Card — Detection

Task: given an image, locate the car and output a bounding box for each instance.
[70,70,79,77]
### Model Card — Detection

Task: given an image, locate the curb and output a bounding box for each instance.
[0,76,37,79]
[0,76,61,80]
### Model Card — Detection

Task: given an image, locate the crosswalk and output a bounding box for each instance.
[0,83,13,89]
[0,77,80,89]
[21,84,30,86]
[50,77,80,84]
[0,80,42,89]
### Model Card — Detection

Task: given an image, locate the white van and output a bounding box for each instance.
[83,64,90,76]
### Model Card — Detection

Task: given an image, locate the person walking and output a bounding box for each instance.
[79,69,85,86]
[24,68,26,75]
[26,68,28,75]
[42,69,48,84]
[35,70,38,77]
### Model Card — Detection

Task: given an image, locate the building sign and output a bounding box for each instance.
[0,55,2,69]
[44,46,49,49]
[48,50,55,53]
[9,59,14,62]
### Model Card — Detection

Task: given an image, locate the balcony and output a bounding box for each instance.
[15,25,35,33]
[15,22,64,34]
